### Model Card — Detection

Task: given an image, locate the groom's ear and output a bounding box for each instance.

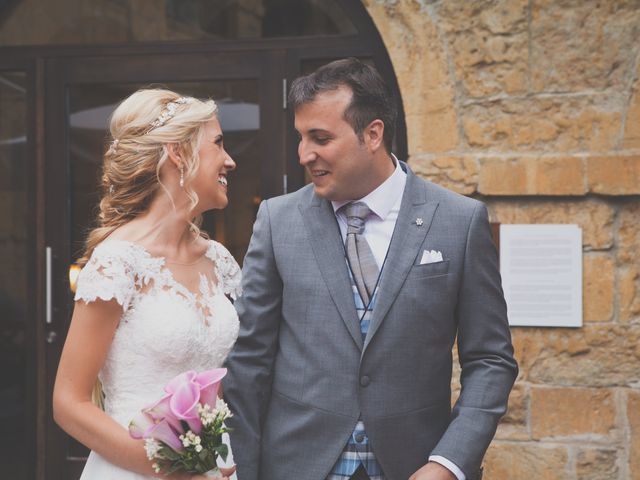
[363,119,385,153]
[164,143,183,168]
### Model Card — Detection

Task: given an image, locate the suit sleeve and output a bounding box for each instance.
[430,202,518,479]
[223,200,283,480]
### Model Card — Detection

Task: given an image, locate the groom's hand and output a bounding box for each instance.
[186,465,236,480]
[409,461,456,480]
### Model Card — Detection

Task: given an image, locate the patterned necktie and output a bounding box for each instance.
[343,202,380,306]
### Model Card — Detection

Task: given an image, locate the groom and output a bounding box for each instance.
[224,58,518,480]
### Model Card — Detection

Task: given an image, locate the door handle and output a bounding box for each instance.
[46,246,52,324]
[45,247,59,344]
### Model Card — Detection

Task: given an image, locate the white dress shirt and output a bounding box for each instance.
[331,156,466,480]
[332,156,406,268]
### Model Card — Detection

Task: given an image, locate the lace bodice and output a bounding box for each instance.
[74,239,241,428]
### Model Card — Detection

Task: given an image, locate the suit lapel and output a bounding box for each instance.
[299,194,363,350]
[363,168,439,351]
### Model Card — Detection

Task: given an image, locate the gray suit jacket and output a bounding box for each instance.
[224,163,518,480]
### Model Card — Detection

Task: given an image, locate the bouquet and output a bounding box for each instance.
[129,368,232,477]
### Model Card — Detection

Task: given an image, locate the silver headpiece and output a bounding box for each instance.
[107,138,119,155]
[147,97,195,132]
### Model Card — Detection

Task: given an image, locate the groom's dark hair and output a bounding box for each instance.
[288,57,397,153]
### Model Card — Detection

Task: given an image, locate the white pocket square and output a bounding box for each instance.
[420,250,444,265]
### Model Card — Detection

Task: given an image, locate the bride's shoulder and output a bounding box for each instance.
[75,240,149,309]
[205,239,242,300]
[205,238,231,259]
[90,239,150,267]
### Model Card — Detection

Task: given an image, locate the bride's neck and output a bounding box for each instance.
[127,191,200,254]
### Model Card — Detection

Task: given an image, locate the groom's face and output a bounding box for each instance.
[295,86,376,201]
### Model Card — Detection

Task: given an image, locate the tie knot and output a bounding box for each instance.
[344,202,373,235]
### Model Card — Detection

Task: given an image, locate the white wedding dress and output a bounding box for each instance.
[74,239,241,479]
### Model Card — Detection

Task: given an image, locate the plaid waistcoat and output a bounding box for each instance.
[327,269,385,480]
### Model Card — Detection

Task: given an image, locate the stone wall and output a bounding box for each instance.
[363,1,640,479]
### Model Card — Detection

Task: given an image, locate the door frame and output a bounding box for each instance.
[0,57,42,480]
[42,48,287,479]
[0,4,407,477]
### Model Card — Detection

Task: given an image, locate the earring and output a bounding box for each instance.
[179,165,184,188]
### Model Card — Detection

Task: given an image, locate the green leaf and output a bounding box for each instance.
[216,444,229,461]
[161,448,181,461]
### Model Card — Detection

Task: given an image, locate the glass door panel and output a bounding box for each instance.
[0,71,30,480]
[69,80,261,264]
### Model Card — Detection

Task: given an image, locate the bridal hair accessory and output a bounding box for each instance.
[147,97,195,132]
[107,139,119,155]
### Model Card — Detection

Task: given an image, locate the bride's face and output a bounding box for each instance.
[191,118,236,212]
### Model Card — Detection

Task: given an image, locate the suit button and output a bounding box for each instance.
[360,375,370,387]
[354,433,365,443]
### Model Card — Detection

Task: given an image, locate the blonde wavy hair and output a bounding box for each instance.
[77,88,218,268]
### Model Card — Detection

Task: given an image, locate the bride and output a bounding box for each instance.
[53,89,239,479]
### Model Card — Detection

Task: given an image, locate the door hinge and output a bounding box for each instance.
[283,174,288,194]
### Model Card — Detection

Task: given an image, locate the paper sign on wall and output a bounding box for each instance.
[500,224,582,328]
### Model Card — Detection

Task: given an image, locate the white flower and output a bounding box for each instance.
[144,438,161,460]
[195,444,203,453]
[198,403,218,426]
[179,430,203,449]
[216,397,233,418]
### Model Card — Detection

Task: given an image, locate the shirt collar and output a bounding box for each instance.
[332,154,406,220]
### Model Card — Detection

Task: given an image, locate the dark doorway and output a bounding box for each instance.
[0,1,406,478]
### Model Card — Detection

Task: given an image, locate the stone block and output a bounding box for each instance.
[587,156,640,195]
[411,155,478,194]
[462,96,622,152]
[478,156,586,195]
[510,325,640,387]
[483,443,569,480]
[625,97,640,149]
[487,200,614,250]
[533,156,586,195]
[495,382,529,440]
[624,60,640,149]
[583,254,614,322]
[618,202,640,264]
[618,204,640,321]
[364,0,459,154]
[436,0,529,97]
[629,390,640,480]
[531,387,616,438]
[576,448,619,480]
[478,157,528,195]
[531,0,640,92]
[620,267,640,323]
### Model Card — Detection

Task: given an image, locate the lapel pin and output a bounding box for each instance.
[415,218,424,227]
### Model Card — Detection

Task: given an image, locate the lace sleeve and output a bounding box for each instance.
[74,242,137,310]
[211,241,242,300]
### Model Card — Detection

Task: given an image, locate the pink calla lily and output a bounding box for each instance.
[143,393,184,433]
[128,412,156,439]
[169,381,202,434]
[195,368,227,406]
[164,370,197,394]
[145,419,184,452]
